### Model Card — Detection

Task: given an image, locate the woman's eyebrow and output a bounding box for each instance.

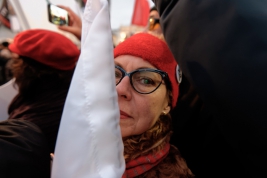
[137,67,157,70]
[114,62,122,67]
[114,62,157,70]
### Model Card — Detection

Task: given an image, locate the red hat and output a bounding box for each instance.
[114,33,179,108]
[9,29,80,70]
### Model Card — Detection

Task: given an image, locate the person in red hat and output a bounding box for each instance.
[114,32,194,178]
[7,29,80,153]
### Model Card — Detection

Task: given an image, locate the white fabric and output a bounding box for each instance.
[51,0,125,177]
[0,79,17,121]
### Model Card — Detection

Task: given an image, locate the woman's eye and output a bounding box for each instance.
[115,72,119,78]
[138,77,155,85]
[115,70,122,78]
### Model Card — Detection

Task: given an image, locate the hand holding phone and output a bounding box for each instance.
[56,5,82,40]
[48,4,69,26]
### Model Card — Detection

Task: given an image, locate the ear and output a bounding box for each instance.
[162,105,171,115]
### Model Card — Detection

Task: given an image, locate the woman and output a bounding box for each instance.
[7,29,80,153]
[114,33,194,178]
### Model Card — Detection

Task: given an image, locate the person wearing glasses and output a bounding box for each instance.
[144,6,162,36]
[114,32,194,178]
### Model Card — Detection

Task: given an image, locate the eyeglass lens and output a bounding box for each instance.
[115,67,163,94]
[148,18,160,31]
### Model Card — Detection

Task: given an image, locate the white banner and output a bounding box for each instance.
[51,0,125,177]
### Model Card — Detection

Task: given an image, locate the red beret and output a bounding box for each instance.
[114,33,179,108]
[9,29,80,70]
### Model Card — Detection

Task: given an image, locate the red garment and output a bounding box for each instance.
[131,0,150,27]
[114,33,179,108]
[122,143,170,178]
[8,29,80,71]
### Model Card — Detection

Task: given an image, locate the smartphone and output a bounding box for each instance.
[47,4,69,26]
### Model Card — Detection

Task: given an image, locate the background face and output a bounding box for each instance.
[148,10,162,34]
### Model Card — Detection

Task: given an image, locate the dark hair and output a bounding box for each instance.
[11,56,74,94]
[2,41,9,47]
[164,77,173,107]
[150,6,158,12]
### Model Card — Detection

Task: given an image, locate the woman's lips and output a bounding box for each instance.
[120,110,130,119]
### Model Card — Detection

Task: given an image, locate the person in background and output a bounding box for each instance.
[0,41,12,85]
[0,55,8,85]
[114,32,194,178]
[143,6,162,36]
[153,1,267,178]
[0,41,11,59]
[7,29,80,153]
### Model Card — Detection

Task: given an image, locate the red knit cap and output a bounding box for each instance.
[9,29,80,70]
[114,33,179,108]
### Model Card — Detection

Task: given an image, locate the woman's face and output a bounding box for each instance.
[115,55,171,138]
[143,10,162,34]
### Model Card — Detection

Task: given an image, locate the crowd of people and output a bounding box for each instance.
[0,0,267,178]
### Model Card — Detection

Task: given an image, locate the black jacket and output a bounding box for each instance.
[153,0,267,177]
[0,120,50,178]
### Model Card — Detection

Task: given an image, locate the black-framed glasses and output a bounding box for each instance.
[148,17,160,31]
[115,65,168,94]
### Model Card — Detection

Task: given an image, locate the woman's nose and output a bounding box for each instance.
[116,76,132,100]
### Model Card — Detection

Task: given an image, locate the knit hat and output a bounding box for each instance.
[9,29,80,70]
[114,33,179,108]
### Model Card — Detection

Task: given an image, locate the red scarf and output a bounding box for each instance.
[122,143,170,178]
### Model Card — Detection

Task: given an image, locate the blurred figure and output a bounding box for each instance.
[0,41,12,59]
[7,29,80,153]
[0,41,12,85]
[143,6,162,35]
[0,55,8,85]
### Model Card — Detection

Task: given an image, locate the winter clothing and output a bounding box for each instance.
[9,29,79,70]
[153,0,267,177]
[0,120,50,178]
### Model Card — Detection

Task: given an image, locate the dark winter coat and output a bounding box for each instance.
[153,0,267,177]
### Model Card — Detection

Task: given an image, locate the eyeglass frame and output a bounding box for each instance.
[115,65,168,94]
[148,17,160,31]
